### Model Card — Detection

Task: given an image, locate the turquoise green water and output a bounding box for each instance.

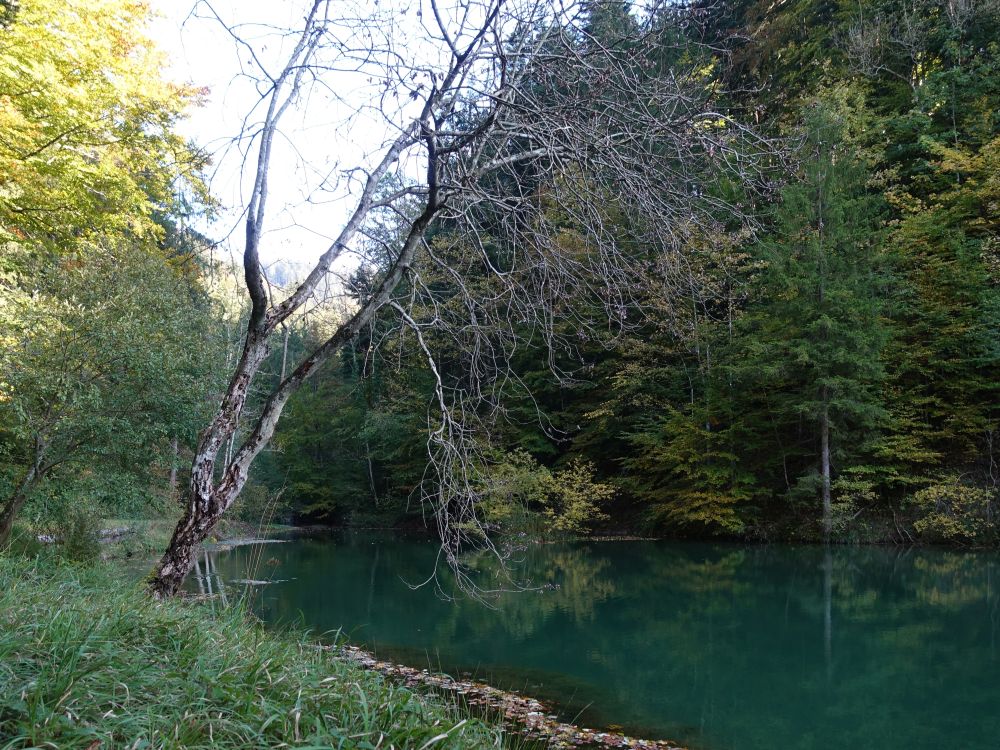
[204,533,1000,750]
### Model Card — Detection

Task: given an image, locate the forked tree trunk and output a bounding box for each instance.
[149,329,275,598]
[151,2,341,596]
[149,154,440,598]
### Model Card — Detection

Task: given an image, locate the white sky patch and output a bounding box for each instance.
[147,0,437,278]
[146,1,589,282]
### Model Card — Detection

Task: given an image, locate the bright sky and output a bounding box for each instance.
[147,0,426,274]
[147,1,565,281]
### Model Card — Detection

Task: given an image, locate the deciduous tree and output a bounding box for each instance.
[149,0,770,596]
[0,246,223,546]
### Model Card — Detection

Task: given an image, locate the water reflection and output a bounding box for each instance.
[203,534,1000,750]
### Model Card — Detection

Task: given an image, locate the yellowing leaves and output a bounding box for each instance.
[0,0,207,252]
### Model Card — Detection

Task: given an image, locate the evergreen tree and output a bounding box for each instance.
[730,91,887,539]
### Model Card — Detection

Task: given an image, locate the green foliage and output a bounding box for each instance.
[0,244,225,530]
[718,90,889,529]
[0,0,220,541]
[48,500,102,561]
[0,0,209,253]
[20,471,139,558]
[273,336,431,525]
[543,458,614,534]
[910,479,999,544]
[623,407,753,535]
[474,450,552,532]
[475,450,612,536]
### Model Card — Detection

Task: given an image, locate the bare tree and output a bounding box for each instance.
[150,0,772,598]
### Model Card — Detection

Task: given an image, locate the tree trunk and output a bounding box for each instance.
[0,471,34,547]
[168,436,179,500]
[148,498,226,598]
[821,389,832,543]
[0,440,47,547]
[149,330,272,597]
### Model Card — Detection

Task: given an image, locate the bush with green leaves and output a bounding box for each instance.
[475,450,612,536]
[0,244,225,543]
[910,479,998,544]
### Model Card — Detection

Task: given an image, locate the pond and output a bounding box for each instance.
[198,532,1000,750]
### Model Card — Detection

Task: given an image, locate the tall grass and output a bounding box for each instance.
[0,555,504,749]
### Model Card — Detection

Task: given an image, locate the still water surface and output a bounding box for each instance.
[202,532,1000,750]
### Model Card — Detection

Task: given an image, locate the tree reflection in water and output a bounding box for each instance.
[207,533,1000,750]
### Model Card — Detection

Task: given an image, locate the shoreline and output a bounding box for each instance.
[335,644,686,750]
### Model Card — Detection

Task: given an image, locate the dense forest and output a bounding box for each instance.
[258,0,1000,544]
[1,0,998,553]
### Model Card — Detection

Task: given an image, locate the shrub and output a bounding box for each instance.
[476,450,613,536]
[910,478,998,544]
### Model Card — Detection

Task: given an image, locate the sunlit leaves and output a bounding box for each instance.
[0,0,208,253]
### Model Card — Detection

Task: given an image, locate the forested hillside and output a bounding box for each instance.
[261,0,1000,543]
[1,0,997,550]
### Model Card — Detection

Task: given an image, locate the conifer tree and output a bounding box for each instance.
[732,91,887,539]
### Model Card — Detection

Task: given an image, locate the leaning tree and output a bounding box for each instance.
[150,0,772,597]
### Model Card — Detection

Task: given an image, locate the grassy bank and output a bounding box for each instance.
[0,555,504,749]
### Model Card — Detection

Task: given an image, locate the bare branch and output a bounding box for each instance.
[150,0,777,598]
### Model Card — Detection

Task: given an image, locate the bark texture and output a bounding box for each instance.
[145,0,767,596]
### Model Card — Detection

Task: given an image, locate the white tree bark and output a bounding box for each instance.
[149,0,773,597]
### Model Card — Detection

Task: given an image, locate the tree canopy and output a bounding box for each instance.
[0,0,997,567]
